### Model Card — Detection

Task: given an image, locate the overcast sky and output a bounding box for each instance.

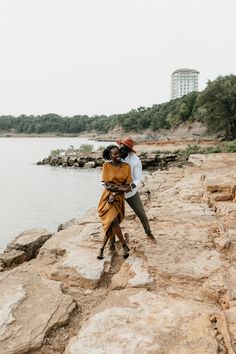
[0,0,235,116]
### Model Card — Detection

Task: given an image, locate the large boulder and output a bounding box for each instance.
[40,221,111,289]
[0,267,75,354]
[0,249,27,270]
[0,229,52,271]
[6,229,53,261]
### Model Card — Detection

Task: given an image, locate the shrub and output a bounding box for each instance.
[50,148,65,157]
[78,144,93,153]
[223,141,236,152]
[96,145,106,152]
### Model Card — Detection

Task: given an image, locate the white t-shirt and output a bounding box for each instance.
[122,153,142,199]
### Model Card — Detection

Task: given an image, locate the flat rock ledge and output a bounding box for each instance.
[65,289,219,354]
[1,153,236,353]
[39,218,111,290]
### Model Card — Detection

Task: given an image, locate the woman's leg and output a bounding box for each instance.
[97,233,109,259]
[111,218,129,258]
[108,235,116,254]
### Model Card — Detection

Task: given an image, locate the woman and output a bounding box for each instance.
[97,145,132,260]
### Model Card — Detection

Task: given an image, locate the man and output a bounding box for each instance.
[116,137,156,242]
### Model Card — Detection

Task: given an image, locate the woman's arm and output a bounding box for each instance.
[103,182,131,193]
[103,182,120,192]
[118,184,132,193]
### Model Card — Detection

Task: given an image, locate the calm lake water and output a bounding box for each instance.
[0,137,108,252]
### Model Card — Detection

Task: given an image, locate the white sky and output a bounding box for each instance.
[0,0,235,116]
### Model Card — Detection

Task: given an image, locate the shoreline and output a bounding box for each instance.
[0,132,220,152]
[0,133,82,138]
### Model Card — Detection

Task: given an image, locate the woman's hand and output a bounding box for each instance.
[108,194,116,204]
[105,182,131,193]
[118,185,131,193]
[104,182,120,192]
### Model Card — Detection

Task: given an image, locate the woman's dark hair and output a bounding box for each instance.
[102,145,119,160]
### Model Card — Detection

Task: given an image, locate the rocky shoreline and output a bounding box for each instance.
[36,151,183,170]
[1,153,236,353]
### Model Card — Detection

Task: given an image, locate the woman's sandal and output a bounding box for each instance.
[122,244,130,259]
[97,248,104,260]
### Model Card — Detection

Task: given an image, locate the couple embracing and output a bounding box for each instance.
[97,138,156,260]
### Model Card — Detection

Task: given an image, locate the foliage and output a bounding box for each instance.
[222,140,236,152]
[64,145,78,156]
[50,148,65,157]
[1,75,236,136]
[195,75,236,139]
[0,93,199,134]
[77,144,93,153]
[96,145,106,151]
[178,141,236,160]
[51,144,94,157]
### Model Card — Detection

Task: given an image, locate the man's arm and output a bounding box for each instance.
[132,157,142,188]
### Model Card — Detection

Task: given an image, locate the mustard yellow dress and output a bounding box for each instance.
[98,162,132,237]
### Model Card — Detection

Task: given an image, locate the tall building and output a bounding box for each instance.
[171,68,199,99]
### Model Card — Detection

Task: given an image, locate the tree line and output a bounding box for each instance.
[1,74,236,139]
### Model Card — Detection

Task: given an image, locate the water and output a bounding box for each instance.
[0,137,108,252]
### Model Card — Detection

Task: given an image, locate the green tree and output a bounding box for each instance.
[195,75,236,139]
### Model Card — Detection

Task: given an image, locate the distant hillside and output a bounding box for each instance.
[0,92,198,135]
[0,74,236,139]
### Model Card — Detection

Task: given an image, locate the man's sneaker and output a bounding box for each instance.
[146,233,157,243]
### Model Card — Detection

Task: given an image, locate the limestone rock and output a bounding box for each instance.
[65,289,219,354]
[0,249,27,269]
[224,307,236,352]
[111,256,153,290]
[0,268,75,354]
[84,161,96,168]
[6,228,53,260]
[40,223,110,289]
[214,234,231,251]
[225,268,236,302]
[0,261,4,272]
[4,152,236,353]
[57,208,100,231]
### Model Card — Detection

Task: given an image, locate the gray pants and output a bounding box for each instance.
[126,192,151,235]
